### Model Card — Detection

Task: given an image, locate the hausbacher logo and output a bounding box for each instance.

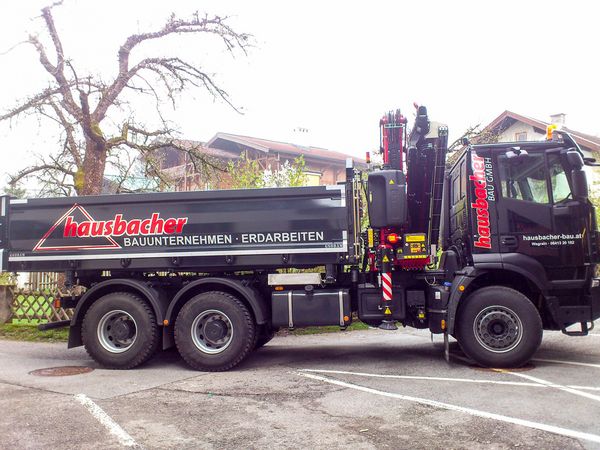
[63,213,187,237]
[470,154,495,249]
[33,204,188,252]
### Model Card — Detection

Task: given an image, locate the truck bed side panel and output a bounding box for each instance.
[6,186,349,272]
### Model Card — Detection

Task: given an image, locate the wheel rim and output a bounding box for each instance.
[191,309,234,354]
[97,310,138,353]
[473,305,523,353]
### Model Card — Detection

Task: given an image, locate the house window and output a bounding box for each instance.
[515,132,527,142]
[159,147,185,169]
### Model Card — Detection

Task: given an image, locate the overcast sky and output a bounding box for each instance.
[1,0,599,190]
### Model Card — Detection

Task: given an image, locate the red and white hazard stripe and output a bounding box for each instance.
[382,272,392,301]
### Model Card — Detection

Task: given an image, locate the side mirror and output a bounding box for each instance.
[566,150,588,200]
[505,147,529,160]
[572,169,589,201]
[566,150,584,170]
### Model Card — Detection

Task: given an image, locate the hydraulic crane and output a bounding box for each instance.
[367,105,448,328]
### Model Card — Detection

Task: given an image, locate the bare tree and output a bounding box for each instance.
[108,139,226,194]
[1,1,249,195]
[446,124,501,166]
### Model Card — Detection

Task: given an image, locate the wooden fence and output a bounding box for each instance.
[24,272,61,292]
[8,272,73,324]
[11,288,73,324]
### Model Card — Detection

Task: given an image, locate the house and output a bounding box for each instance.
[159,133,362,191]
[482,111,600,159]
[157,140,242,191]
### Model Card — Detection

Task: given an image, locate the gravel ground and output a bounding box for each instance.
[0,326,599,449]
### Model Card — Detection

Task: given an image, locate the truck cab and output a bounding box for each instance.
[445,132,600,337]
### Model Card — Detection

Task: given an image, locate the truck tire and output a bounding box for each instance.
[174,291,256,371]
[456,286,542,368]
[81,292,160,369]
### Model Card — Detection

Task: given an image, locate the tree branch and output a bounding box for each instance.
[94,13,250,120]
[41,6,65,74]
[0,40,29,56]
[0,87,63,121]
[168,140,227,173]
[26,4,82,120]
[9,163,75,186]
[129,57,238,111]
[47,99,82,166]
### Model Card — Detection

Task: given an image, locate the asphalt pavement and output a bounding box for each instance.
[1,327,599,449]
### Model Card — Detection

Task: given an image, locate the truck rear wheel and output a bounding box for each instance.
[456,286,542,368]
[81,292,160,369]
[174,291,256,371]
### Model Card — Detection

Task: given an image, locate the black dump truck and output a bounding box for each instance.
[2,106,599,371]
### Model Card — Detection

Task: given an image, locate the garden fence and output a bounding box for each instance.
[9,272,73,324]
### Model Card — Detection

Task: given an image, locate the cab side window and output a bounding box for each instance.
[452,173,460,204]
[498,153,549,203]
[451,160,466,205]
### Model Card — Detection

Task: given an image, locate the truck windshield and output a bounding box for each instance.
[499,153,549,203]
[498,152,572,204]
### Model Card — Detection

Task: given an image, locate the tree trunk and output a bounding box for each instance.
[79,140,107,195]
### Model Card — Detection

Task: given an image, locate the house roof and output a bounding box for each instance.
[207,132,364,164]
[166,139,239,160]
[484,110,600,153]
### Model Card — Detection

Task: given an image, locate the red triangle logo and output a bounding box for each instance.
[33,204,121,251]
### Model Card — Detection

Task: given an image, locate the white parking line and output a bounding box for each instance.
[302,369,542,387]
[300,369,600,392]
[74,394,138,448]
[533,358,600,369]
[569,385,600,391]
[495,370,600,403]
[298,372,600,444]
[452,352,600,372]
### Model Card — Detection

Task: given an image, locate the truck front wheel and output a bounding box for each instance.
[81,292,160,369]
[174,291,256,371]
[456,286,542,368]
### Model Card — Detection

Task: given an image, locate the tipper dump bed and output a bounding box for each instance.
[2,184,351,272]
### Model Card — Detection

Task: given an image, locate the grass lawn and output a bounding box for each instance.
[282,319,371,335]
[0,319,371,343]
[0,323,69,342]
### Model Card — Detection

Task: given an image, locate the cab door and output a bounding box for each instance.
[495,149,586,280]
